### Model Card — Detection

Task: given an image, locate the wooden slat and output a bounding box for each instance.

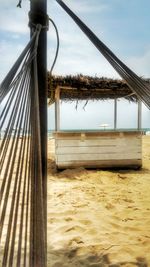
[55,135,141,141]
[56,146,141,155]
[54,131,142,139]
[56,138,141,147]
[56,159,142,169]
[57,153,141,162]
[55,87,60,131]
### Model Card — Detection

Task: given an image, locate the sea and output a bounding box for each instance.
[1,128,150,139]
[47,128,150,138]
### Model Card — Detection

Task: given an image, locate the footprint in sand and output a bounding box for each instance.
[65,248,79,259]
[65,225,85,233]
[79,219,92,226]
[72,203,88,208]
[68,237,84,246]
[79,253,110,267]
[122,198,134,203]
[52,263,61,267]
[105,202,115,209]
[65,217,72,222]
[52,262,66,267]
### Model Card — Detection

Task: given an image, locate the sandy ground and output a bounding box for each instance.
[47,136,150,267]
[0,136,150,266]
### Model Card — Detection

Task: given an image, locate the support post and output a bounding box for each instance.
[30,1,47,266]
[55,87,60,131]
[138,99,142,130]
[114,98,117,130]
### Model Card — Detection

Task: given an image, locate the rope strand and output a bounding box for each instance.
[0,24,47,267]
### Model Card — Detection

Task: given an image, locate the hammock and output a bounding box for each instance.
[0,24,46,267]
[56,0,150,110]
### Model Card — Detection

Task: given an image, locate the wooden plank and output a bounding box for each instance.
[54,131,142,139]
[138,99,142,130]
[55,86,60,131]
[57,152,141,162]
[56,159,142,169]
[56,138,141,147]
[114,98,117,129]
[55,135,142,141]
[56,146,141,155]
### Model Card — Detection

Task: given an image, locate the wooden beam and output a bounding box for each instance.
[114,98,117,130]
[138,99,142,130]
[55,86,60,131]
[30,0,47,266]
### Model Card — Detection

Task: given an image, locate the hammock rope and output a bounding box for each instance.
[48,17,60,105]
[0,24,47,267]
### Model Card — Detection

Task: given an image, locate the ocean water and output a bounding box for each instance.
[1,128,150,139]
[48,128,150,137]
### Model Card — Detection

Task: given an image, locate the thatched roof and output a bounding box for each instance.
[48,74,150,103]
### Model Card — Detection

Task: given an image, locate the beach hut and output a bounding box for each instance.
[48,75,148,169]
[47,0,150,170]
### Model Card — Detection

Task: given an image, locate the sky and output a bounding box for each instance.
[0,0,150,129]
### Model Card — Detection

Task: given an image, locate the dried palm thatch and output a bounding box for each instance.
[48,74,150,104]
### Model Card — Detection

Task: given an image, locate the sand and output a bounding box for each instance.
[1,136,150,266]
[47,136,150,266]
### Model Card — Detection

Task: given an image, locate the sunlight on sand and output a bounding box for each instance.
[47,136,150,266]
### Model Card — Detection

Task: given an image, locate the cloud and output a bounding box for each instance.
[127,48,150,78]
[0,0,29,81]
[47,28,118,77]
[1,0,150,81]
[47,21,120,78]
[0,17,29,34]
[0,1,29,34]
[47,7,118,78]
[0,40,25,81]
[48,16,150,79]
[63,0,109,14]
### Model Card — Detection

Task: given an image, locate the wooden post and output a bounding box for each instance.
[30,1,47,266]
[114,98,117,130]
[55,87,60,131]
[138,99,142,130]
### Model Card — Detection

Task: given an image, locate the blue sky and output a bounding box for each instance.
[0,0,150,129]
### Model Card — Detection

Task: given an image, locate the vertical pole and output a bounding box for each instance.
[138,99,142,130]
[55,87,60,131]
[114,98,117,130]
[30,0,47,266]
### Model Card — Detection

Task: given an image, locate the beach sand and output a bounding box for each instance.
[0,136,150,266]
[47,136,150,266]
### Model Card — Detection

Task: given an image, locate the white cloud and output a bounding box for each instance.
[127,48,150,78]
[1,0,149,80]
[48,22,150,79]
[1,0,149,128]
[0,1,29,81]
[11,34,21,39]
[63,0,109,14]
[48,43,120,78]
[0,40,25,81]
[0,1,29,34]
[0,17,29,34]
[47,9,118,77]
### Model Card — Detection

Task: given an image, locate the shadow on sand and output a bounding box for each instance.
[47,246,148,267]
